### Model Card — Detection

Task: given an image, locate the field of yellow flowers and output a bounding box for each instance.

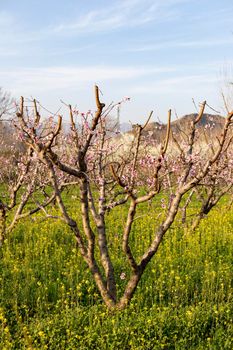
[0,198,232,349]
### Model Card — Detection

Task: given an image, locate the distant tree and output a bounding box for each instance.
[0,88,14,121]
[0,89,21,181]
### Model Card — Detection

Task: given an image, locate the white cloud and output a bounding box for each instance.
[52,0,187,35]
[128,37,233,52]
[130,74,220,95]
[0,65,177,94]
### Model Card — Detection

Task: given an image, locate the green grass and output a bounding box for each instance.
[0,198,232,349]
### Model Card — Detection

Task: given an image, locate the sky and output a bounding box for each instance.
[0,0,233,123]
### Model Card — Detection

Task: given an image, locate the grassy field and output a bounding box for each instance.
[0,197,232,349]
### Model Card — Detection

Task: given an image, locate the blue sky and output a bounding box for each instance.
[0,0,233,123]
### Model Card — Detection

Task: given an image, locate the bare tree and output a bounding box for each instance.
[15,87,233,310]
[0,88,14,121]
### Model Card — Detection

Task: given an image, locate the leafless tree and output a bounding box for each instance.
[0,88,14,121]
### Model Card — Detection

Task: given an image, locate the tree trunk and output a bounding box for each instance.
[0,201,6,246]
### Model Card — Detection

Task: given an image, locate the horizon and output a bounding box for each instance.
[1,0,233,123]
